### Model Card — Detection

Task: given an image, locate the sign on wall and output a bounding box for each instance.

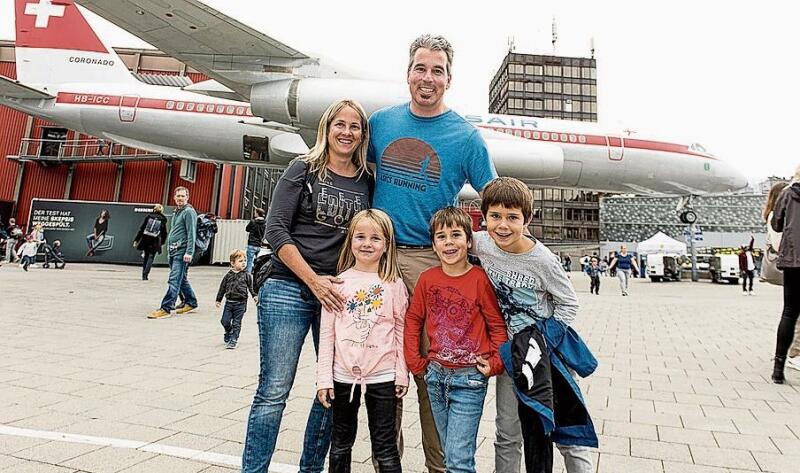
[28,199,173,265]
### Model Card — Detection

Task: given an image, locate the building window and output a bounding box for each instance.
[581,84,591,96]
[525,82,535,92]
[545,65,553,76]
[553,82,562,94]
[524,99,534,110]
[552,65,562,76]
[534,82,543,92]
[553,99,561,111]
[545,82,553,93]
[534,100,543,111]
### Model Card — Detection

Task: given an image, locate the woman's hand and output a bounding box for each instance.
[395,385,408,398]
[317,388,334,408]
[309,275,345,312]
[476,355,491,376]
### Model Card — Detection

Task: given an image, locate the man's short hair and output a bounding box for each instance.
[229,249,245,264]
[174,186,189,196]
[480,177,533,223]
[408,34,454,76]
[429,206,472,242]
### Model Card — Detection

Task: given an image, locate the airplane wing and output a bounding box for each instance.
[77,0,315,100]
[0,75,55,100]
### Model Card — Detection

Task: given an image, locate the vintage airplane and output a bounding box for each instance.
[0,0,748,196]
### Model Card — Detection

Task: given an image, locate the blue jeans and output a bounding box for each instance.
[159,255,197,312]
[425,362,488,473]
[142,251,156,280]
[242,278,332,473]
[220,300,246,343]
[246,245,260,273]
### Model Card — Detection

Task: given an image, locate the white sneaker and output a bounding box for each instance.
[742,292,748,296]
[787,357,800,371]
[749,290,754,296]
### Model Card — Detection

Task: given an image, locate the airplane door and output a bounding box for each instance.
[119,95,140,123]
[605,135,624,161]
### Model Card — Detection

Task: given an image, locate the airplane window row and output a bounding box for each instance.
[494,127,587,144]
[165,101,250,116]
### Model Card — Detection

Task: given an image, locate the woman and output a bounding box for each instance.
[242,99,373,473]
[772,168,800,384]
[133,204,168,281]
[608,245,639,296]
[245,207,267,273]
[86,209,110,256]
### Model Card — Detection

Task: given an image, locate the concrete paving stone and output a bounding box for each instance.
[61,445,156,472]
[680,415,739,433]
[80,402,153,423]
[733,420,798,438]
[662,461,739,473]
[653,401,705,417]
[45,397,108,416]
[192,387,252,405]
[0,435,49,455]
[184,399,248,419]
[12,440,105,465]
[0,404,45,424]
[64,418,175,444]
[161,382,219,397]
[597,452,664,473]
[630,438,692,462]
[603,420,658,440]
[606,397,655,412]
[166,414,239,437]
[721,397,773,411]
[713,432,781,453]
[752,450,800,472]
[674,393,724,407]
[117,454,209,473]
[700,406,758,423]
[199,466,238,472]
[6,375,59,390]
[9,412,90,432]
[207,440,242,457]
[631,388,678,403]
[657,426,718,447]
[160,432,227,452]
[135,393,204,411]
[1,459,78,472]
[120,407,195,428]
[631,410,683,428]
[689,445,760,470]
[735,388,791,402]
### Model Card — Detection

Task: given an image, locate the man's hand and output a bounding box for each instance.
[476,355,491,376]
[215,301,221,308]
[309,275,345,312]
[317,388,334,408]
[183,254,192,263]
[395,385,408,398]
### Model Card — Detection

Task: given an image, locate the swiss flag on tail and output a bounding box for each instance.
[15,0,108,53]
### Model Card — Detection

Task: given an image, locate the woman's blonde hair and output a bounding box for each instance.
[337,209,400,282]
[301,99,371,182]
[153,203,164,214]
[763,181,789,221]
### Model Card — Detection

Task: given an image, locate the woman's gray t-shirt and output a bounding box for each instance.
[266,160,370,278]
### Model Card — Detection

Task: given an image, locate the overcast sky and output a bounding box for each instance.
[1,0,798,183]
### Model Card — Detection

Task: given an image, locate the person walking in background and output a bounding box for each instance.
[216,249,257,349]
[17,234,38,271]
[245,208,267,273]
[771,167,800,384]
[317,209,408,473]
[133,204,168,281]
[86,209,110,257]
[738,235,756,295]
[4,217,21,263]
[147,187,198,319]
[608,245,638,296]
[588,256,601,295]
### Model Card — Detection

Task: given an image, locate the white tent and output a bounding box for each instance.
[637,231,687,255]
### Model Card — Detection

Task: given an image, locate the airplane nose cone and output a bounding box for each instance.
[727,167,749,191]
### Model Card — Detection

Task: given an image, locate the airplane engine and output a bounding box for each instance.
[250,78,408,133]
[480,128,564,181]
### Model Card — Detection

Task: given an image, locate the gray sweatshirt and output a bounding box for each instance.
[472,231,579,335]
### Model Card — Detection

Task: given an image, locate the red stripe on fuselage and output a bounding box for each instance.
[55,92,254,118]
[482,125,715,160]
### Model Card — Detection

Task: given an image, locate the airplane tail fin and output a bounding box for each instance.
[14,0,137,88]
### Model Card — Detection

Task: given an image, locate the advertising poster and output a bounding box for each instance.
[28,199,174,265]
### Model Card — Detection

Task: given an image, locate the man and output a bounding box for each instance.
[4,217,21,264]
[368,34,497,473]
[148,187,198,319]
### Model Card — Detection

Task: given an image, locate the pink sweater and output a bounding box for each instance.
[317,269,409,393]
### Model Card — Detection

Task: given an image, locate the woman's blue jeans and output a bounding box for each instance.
[242,278,332,473]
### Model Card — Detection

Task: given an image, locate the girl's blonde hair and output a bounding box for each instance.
[301,99,371,182]
[337,209,400,282]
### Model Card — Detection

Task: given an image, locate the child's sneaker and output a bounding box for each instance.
[226,340,237,349]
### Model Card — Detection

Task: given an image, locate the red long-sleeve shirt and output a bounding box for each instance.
[404,266,508,376]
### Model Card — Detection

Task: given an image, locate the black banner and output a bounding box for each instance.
[28,199,173,265]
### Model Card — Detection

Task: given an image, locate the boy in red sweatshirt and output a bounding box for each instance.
[404,206,508,473]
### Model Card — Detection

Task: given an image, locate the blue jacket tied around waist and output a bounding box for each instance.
[499,317,599,447]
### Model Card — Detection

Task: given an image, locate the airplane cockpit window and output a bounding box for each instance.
[690,143,710,154]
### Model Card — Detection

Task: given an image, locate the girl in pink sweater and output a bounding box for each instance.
[317,209,408,472]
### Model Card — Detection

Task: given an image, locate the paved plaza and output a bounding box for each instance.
[0,262,798,472]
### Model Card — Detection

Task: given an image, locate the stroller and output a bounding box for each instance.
[40,239,66,269]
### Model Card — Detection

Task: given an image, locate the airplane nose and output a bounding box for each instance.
[726,165,749,191]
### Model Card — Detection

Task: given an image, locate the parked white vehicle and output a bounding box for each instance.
[709,254,740,284]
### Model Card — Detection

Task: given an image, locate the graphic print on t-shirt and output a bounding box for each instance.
[380,138,442,192]
[342,284,385,346]
[314,180,368,232]
[427,284,479,365]
[484,266,543,334]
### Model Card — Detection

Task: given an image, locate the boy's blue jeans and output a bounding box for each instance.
[425,361,488,473]
[220,300,246,343]
[242,278,332,473]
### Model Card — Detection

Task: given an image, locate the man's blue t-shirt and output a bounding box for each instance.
[368,103,497,246]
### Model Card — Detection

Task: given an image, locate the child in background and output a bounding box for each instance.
[404,206,508,473]
[316,209,408,472]
[587,257,601,295]
[17,234,38,271]
[215,249,257,349]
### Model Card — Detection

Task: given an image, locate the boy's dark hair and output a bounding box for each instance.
[480,177,533,223]
[429,206,473,242]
